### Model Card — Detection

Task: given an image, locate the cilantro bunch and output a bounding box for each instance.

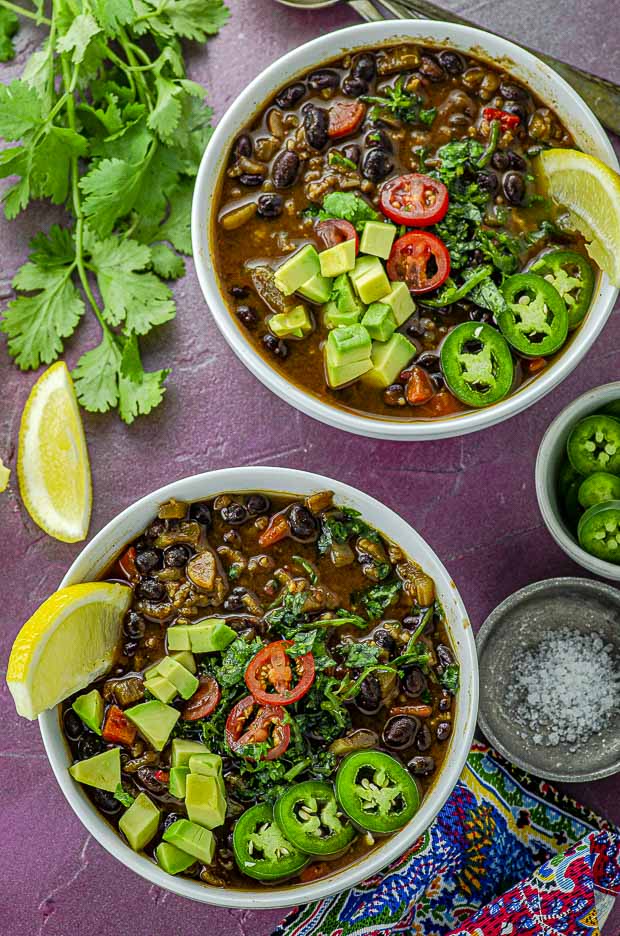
[0,0,229,422]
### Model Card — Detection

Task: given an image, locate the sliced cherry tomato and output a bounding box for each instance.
[102,704,137,747]
[315,218,359,252]
[482,107,520,131]
[328,100,365,139]
[387,231,450,294]
[245,640,315,706]
[380,174,449,226]
[258,513,290,548]
[225,695,290,760]
[182,675,221,721]
[117,546,137,580]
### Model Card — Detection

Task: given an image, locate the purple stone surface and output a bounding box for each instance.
[1,1,619,933]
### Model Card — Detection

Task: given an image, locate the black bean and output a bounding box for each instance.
[272,150,300,189]
[137,578,166,602]
[355,676,382,715]
[230,285,249,299]
[361,147,394,183]
[223,587,247,612]
[189,501,212,527]
[502,101,529,125]
[238,173,264,188]
[123,639,139,657]
[232,133,252,161]
[146,518,166,541]
[500,81,529,102]
[439,693,452,713]
[246,493,270,515]
[135,548,162,574]
[416,351,442,374]
[352,53,376,82]
[123,610,146,639]
[406,320,425,338]
[408,755,436,775]
[275,82,306,110]
[64,708,84,741]
[77,735,104,761]
[476,169,499,196]
[419,54,445,81]
[303,105,329,150]
[382,715,419,750]
[384,384,405,407]
[436,721,452,741]
[503,170,526,205]
[403,666,427,698]
[262,333,289,358]
[91,788,123,816]
[221,502,248,526]
[436,644,454,669]
[257,193,283,219]
[374,629,396,652]
[236,305,258,328]
[507,150,527,171]
[491,150,510,171]
[342,75,369,98]
[437,49,465,75]
[415,722,432,752]
[308,69,340,92]
[364,129,393,153]
[164,545,191,568]
[342,143,361,165]
[137,766,168,795]
[288,503,318,542]
[162,811,184,831]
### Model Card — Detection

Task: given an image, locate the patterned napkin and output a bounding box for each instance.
[272,743,619,936]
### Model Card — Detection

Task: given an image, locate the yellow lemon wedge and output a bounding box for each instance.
[0,458,9,492]
[18,361,92,542]
[538,149,620,287]
[7,583,132,720]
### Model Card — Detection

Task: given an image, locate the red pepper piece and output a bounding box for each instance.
[102,704,137,747]
[117,546,137,580]
[483,107,521,131]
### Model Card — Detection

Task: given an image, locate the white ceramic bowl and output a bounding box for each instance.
[536,382,620,580]
[192,21,619,442]
[38,467,477,908]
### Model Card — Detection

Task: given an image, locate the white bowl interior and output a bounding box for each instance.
[536,382,620,580]
[192,20,619,441]
[38,467,478,909]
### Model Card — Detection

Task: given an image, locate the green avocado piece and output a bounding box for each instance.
[382,281,415,326]
[185,773,227,829]
[163,818,216,864]
[332,273,364,315]
[169,766,190,799]
[156,841,196,875]
[362,333,417,388]
[171,738,208,768]
[170,650,196,674]
[326,356,373,389]
[187,619,236,653]
[360,220,397,259]
[119,792,160,851]
[323,299,361,329]
[72,689,104,736]
[319,239,356,278]
[274,245,320,296]
[270,305,313,339]
[144,675,178,704]
[189,752,223,777]
[68,747,121,793]
[349,255,391,304]
[361,302,397,341]
[125,700,180,751]
[157,656,199,700]
[297,271,332,304]
[326,324,372,366]
[166,625,192,651]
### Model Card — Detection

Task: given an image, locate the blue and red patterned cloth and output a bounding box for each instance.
[273,743,619,936]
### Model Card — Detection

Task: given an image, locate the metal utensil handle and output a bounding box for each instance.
[349,0,385,20]
[362,0,620,136]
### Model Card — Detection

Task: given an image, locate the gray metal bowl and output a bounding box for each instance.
[477,578,620,782]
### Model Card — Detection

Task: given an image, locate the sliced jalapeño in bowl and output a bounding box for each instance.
[498,273,568,357]
[274,780,356,857]
[440,321,514,408]
[335,751,420,835]
[530,249,595,329]
[232,803,310,881]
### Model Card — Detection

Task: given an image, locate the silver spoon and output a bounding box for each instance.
[276,0,620,136]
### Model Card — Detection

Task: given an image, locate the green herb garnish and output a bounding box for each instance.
[360,579,401,620]
[440,663,460,694]
[328,150,357,171]
[314,191,379,232]
[362,77,436,126]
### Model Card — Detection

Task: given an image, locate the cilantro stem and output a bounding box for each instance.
[0,0,50,24]
[118,28,153,110]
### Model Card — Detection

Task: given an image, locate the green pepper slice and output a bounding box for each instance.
[274,780,356,857]
[498,273,568,357]
[600,401,620,420]
[440,321,514,408]
[578,472,620,508]
[232,803,309,881]
[578,500,620,563]
[567,414,620,476]
[335,751,420,834]
[530,249,594,329]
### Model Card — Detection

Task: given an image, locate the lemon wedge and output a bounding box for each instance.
[538,149,620,287]
[0,458,9,492]
[7,583,132,720]
[18,361,92,542]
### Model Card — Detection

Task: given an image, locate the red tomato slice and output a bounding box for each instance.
[380,174,449,226]
[482,107,521,131]
[328,101,365,138]
[225,695,290,761]
[387,231,451,294]
[182,675,221,721]
[245,640,315,706]
[315,218,359,252]
[117,546,137,580]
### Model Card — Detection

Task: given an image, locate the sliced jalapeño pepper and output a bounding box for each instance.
[335,751,420,834]
[440,321,514,408]
[499,273,568,357]
[530,249,594,329]
[232,803,309,881]
[578,472,620,508]
[274,780,356,857]
[567,415,620,476]
[578,500,620,563]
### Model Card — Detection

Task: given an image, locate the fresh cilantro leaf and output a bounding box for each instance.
[362,77,434,126]
[114,783,135,807]
[22,48,53,103]
[156,178,193,254]
[266,589,307,637]
[392,642,431,671]
[292,555,317,584]
[0,79,42,140]
[343,641,382,670]
[419,107,437,126]
[440,663,460,694]
[92,0,136,36]
[28,225,76,268]
[31,127,88,205]
[133,0,231,42]
[148,75,184,142]
[317,507,380,554]
[56,13,102,65]
[0,9,19,62]
[328,150,357,171]
[360,579,401,620]
[150,242,186,279]
[118,336,170,423]
[288,629,318,658]
[435,139,486,183]
[72,331,122,413]
[213,636,263,688]
[422,265,493,308]
[80,157,147,237]
[469,277,509,316]
[317,192,379,231]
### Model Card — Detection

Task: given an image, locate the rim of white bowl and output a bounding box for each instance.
[38,466,478,909]
[192,20,619,442]
[535,382,620,580]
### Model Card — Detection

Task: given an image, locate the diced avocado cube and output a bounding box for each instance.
[382,280,415,326]
[171,738,208,768]
[69,747,121,793]
[188,752,223,777]
[319,239,356,278]
[125,700,180,751]
[119,792,160,852]
[362,333,417,388]
[362,302,397,342]
[274,245,320,296]
[163,818,216,864]
[332,273,363,315]
[323,300,361,329]
[144,675,178,704]
[326,324,372,366]
[169,766,190,799]
[360,220,397,259]
[157,656,199,700]
[349,255,391,304]
[297,271,332,304]
[185,774,227,829]
[72,689,104,736]
[156,841,196,875]
[269,305,313,339]
[166,625,191,652]
[326,356,373,389]
[187,619,236,653]
[170,650,196,674]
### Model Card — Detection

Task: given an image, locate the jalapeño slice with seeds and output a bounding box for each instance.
[578,500,620,563]
[498,273,568,356]
[274,780,356,856]
[440,321,514,408]
[577,472,620,509]
[232,803,309,881]
[335,750,420,834]
[530,249,594,329]
[567,414,620,476]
